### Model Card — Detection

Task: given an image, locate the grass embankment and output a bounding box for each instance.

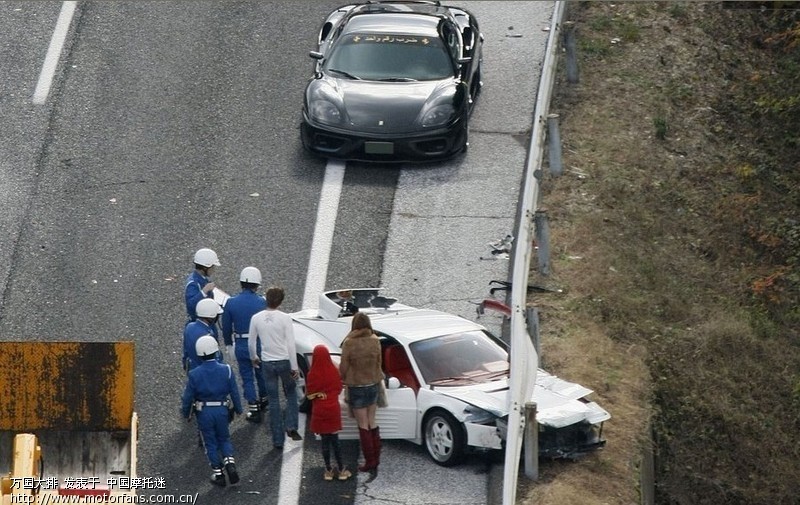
[520,3,800,504]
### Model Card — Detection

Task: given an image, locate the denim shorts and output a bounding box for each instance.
[347,383,378,409]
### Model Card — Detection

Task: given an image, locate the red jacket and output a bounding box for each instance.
[306,345,343,434]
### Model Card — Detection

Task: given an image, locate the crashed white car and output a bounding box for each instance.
[291,289,610,466]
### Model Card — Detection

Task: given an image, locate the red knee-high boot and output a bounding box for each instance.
[371,427,381,467]
[358,428,374,472]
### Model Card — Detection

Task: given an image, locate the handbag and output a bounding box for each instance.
[344,386,354,417]
[377,379,388,408]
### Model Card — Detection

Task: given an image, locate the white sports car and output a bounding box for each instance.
[291,289,610,466]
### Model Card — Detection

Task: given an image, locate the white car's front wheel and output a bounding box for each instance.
[423,409,465,466]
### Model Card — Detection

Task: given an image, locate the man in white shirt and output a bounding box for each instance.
[248,286,302,449]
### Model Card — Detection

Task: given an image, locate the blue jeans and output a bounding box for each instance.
[347,383,379,409]
[235,339,267,403]
[263,359,299,446]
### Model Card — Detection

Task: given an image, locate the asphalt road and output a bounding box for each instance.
[0,2,552,504]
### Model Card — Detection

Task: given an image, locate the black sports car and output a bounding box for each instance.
[301,1,483,163]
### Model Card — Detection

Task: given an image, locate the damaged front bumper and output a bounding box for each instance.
[494,417,607,459]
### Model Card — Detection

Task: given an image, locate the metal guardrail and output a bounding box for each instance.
[501,2,567,504]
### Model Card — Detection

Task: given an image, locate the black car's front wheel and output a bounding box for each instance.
[423,409,465,466]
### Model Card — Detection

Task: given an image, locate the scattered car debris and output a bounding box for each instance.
[488,279,564,295]
[481,234,514,260]
[477,298,511,316]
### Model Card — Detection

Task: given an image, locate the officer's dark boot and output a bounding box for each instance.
[223,456,239,485]
[210,467,226,487]
[245,403,261,423]
[259,396,269,411]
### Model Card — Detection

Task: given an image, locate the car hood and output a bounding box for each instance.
[437,371,611,429]
[310,76,458,133]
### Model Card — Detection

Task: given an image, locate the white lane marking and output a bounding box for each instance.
[278,413,308,504]
[32,1,77,105]
[279,158,344,504]
[301,159,346,310]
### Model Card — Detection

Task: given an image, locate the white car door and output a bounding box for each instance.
[338,380,418,440]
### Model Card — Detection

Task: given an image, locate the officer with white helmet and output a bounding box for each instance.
[221,267,269,422]
[181,335,243,487]
[185,248,221,322]
[183,298,224,372]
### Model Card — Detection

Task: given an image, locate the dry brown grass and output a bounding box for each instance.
[517,2,800,504]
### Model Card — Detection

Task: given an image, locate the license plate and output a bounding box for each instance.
[364,141,394,155]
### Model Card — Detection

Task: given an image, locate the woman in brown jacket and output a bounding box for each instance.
[339,312,383,480]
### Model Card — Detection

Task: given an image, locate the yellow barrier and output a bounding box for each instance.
[0,342,134,431]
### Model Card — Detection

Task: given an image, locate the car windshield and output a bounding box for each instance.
[324,32,454,81]
[409,331,509,385]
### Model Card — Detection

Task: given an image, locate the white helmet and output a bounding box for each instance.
[196,298,223,319]
[239,266,262,285]
[195,335,219,358]
[193,248,221,267]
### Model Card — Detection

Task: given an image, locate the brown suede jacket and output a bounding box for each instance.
[339,328,383,386]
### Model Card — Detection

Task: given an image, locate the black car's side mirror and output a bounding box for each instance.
[309,51,324,60]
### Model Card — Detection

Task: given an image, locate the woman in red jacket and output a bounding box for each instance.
[306,345,351,481]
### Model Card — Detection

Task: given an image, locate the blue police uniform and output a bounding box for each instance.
[221,289,268,407]
[183,321,222,372]
[185,270,211,322]
[181,360,243,472]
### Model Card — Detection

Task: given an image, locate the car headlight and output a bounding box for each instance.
[463,405,496,424]
[308,83,344,125]
[416,82,460,128]
[419,104,456,128]
[309,99,343,125]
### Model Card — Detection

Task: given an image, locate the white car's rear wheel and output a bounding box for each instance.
[297,355,310,414]
[424,409,465,466]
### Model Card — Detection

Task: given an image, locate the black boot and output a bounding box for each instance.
[210,467,226,487]
[223,457,239,485]
[259,396,269,411]
[245,403,261,423]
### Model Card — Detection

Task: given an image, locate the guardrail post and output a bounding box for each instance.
[547,114,563,177]
[526,306,540,363]
[524,402,539,480]
[563,20,579,84]
[534,210,550,276]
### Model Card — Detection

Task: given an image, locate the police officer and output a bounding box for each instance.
[183,298,224,372]
[181,335,243,487]
[221,267,269,422]
[185,248,221,322]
